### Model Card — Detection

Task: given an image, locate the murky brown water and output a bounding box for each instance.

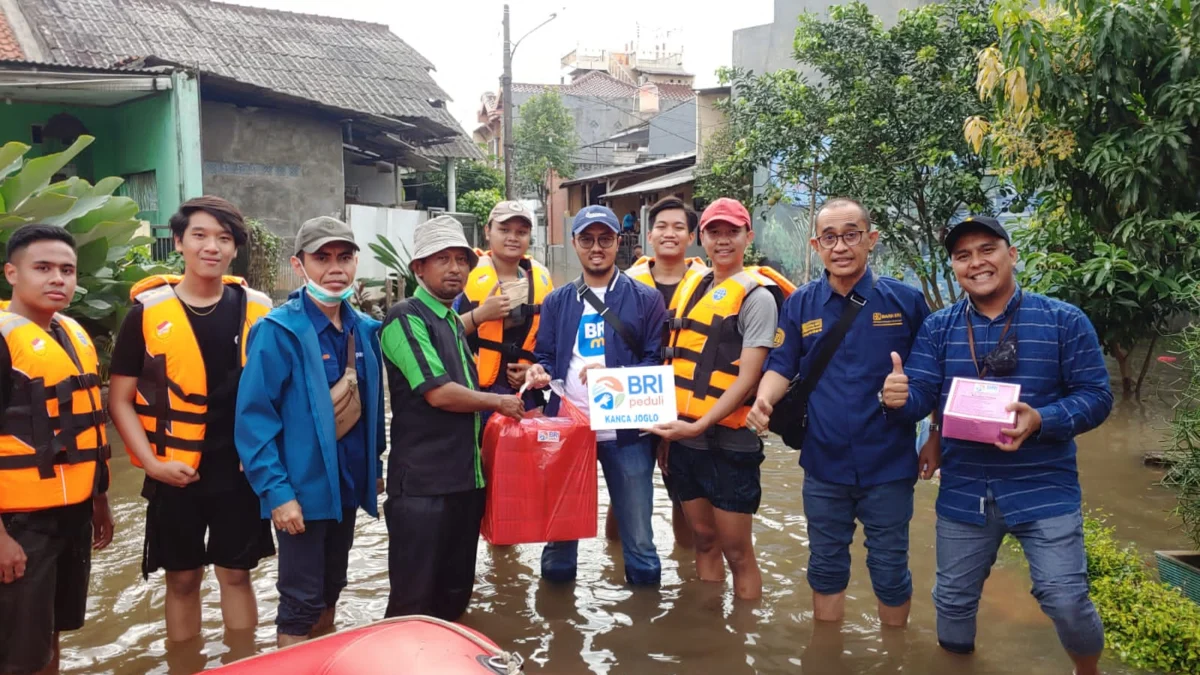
[60,399,1186,675]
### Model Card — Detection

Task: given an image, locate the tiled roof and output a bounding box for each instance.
[513,72,696,104]
[514,71,640,99]
[0,9,24,60]
[657,83,696,101]
[14,0,481,158]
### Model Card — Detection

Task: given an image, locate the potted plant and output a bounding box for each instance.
[1159,321,1200,604]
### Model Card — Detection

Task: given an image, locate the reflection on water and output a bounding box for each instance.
[63,401,1183,674]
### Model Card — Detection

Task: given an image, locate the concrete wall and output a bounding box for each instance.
[647,100,697,158]
[344,154,402,207]
[733,0,929,75]
[696,91,729,162]
[200,101,344,248]
[0,83,199,225]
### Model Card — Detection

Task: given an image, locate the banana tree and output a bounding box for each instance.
[0,135,173,341]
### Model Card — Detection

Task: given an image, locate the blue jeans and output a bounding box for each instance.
[275,508,357,636]
[934,498,1104,656]
[541,438,660,585]
[802,473,915,607]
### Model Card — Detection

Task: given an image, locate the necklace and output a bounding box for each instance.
[173,288,221,317]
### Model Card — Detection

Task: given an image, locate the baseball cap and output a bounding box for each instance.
[944,215,1009,252]
[488,200,534,226]
[295,216,357,255]
[699,198,752,231]
[571,206,620,235]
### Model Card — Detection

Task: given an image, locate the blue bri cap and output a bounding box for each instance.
[571,206,621,235]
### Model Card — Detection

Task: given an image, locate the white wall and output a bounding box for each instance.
[346,205,429,282]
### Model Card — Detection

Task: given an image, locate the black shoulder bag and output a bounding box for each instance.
[768,287,870,450]
[574,277,644,355]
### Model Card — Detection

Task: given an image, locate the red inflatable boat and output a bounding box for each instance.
[209,616,523,674]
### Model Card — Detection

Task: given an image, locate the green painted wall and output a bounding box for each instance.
[0,79,202,226]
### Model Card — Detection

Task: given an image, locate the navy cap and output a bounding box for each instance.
[944,215,1009,252]
[572,206,620,235]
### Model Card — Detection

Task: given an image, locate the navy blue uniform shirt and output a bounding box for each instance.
[765,268,930,487]
[896,288,1113,526]
[303,292,370,511]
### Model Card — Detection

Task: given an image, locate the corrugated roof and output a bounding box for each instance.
[561,152,696,186]
[0,9,24,60]
[14,0,481,159]
[600,166,694,198]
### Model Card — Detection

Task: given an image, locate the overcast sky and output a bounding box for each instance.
[224,0,773,136]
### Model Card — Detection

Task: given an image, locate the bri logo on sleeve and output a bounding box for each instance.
[577,314,605,357]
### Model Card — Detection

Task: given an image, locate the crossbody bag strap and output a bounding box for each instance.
[574,277,644,356]
[793,281,874,401]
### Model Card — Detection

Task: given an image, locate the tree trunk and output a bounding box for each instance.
[1134,334,1159,398]
[1111,343,1134,393]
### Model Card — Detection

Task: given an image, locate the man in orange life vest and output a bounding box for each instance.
[108,197,275,643]
[455,200,553,422]
[615,195,710,550]
[650,198,786,600]
[0,224,113,675]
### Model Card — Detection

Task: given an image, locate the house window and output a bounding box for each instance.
[117,171,171,260]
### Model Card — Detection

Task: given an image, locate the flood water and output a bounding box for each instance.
[60,397,1187,675]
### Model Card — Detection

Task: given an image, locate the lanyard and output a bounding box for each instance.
[966,293,1022,378]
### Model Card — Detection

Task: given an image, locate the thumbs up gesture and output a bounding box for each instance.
[881,352,909,409]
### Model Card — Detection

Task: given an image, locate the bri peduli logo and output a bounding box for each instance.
[712,288,727,301]
[591,376,625,411]
[537,430,560,443]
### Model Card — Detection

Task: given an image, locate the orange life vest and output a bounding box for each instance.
[0,310,109,513]
[666,266,792,429]
[463,255,554,387]
[626,256,709,315]
[127,275,272,469]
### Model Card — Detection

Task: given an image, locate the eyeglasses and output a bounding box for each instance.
[576,233,617,249]
[816,230,867,249]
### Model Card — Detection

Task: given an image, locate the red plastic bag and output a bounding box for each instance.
[481,388,597,545]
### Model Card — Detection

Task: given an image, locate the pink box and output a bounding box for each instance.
[942,377,1021,445]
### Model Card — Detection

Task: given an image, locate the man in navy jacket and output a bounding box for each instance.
[526,206,667,585]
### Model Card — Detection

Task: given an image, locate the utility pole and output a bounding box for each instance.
[502,4,514,199]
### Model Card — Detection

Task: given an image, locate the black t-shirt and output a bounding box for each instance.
[110,285,243,494]
[0,320,109,494]
[655,281,679,311]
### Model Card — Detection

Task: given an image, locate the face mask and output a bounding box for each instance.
[302,271,354,307]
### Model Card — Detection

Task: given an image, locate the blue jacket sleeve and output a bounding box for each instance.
[636,288,667,367]
[896,313,942,423]
[765,291,806,379]
[535,291,558,373]
[235,320,296,512]
[1036,309,1114,441]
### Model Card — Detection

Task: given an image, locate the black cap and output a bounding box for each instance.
[944,216,1009,252]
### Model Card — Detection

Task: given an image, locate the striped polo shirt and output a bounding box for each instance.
[898,288,1113,525]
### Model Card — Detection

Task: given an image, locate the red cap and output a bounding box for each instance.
[699,198,752,231]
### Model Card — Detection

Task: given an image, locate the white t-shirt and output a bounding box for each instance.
[564,285,618,442]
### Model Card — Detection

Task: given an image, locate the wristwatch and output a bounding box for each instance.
[929,420,941,432]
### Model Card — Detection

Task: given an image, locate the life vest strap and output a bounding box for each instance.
[145,430,205,455]
[133,403,207,426]
[0,444,110,471]
[1,407,108,434]
[475,338,536,362]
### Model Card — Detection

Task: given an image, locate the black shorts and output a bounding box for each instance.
[0,501,93,674]
[664,442,765,514]
[141,477,274,576]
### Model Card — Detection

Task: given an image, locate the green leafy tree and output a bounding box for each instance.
[970,0,1200,394]
[405,160,503,210]
[713,0,999,307]
[458,188,503,231]
[513,91,577,208]
[0,136,169,342]
[695,123,753,205]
